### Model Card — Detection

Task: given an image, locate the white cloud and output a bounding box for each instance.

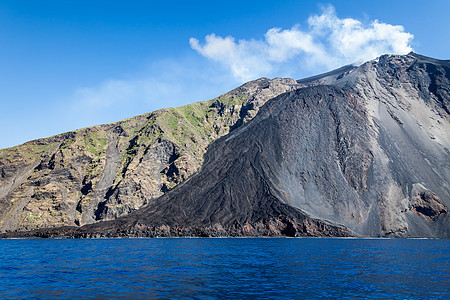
[58,5,414,142]
[190,5,414,81]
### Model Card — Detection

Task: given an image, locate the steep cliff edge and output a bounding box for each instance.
[0,78,299,232]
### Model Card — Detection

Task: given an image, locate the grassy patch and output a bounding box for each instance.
[0,142,58,162]
[60,137,75,149]
[218,94,248,106]
[84,132,107,155]
[167,115,179,129]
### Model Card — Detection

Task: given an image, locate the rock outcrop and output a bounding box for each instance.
[1,53,449,238]
[0,78,299,232]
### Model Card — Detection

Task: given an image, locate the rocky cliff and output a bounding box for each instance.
[0,78,299,232]
[1,53,449,238]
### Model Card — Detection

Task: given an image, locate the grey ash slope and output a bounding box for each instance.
[2,53,449,238]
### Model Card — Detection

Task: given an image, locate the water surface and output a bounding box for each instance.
[0,238,448,299]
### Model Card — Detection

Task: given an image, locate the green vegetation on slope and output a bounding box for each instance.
[0,142,58,163]
[84,131,107,155]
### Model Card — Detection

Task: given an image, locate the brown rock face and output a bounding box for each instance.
[412,191,448,220]
[0,78,299,232]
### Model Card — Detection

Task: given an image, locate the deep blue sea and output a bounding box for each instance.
[0,238,448,299]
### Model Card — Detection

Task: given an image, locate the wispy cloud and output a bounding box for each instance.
[66,58,239,129]
[73,76,185,110]
[190,5,414,81]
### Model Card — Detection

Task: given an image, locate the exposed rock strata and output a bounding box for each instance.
[0,78,299,232]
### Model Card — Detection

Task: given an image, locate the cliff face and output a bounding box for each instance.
[1,53,449,238]
[0,78,299,232]
[81,53,449,238]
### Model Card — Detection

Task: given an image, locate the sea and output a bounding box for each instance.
[0,238,448,299]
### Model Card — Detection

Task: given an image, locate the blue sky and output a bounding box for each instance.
[0,0,449,149]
